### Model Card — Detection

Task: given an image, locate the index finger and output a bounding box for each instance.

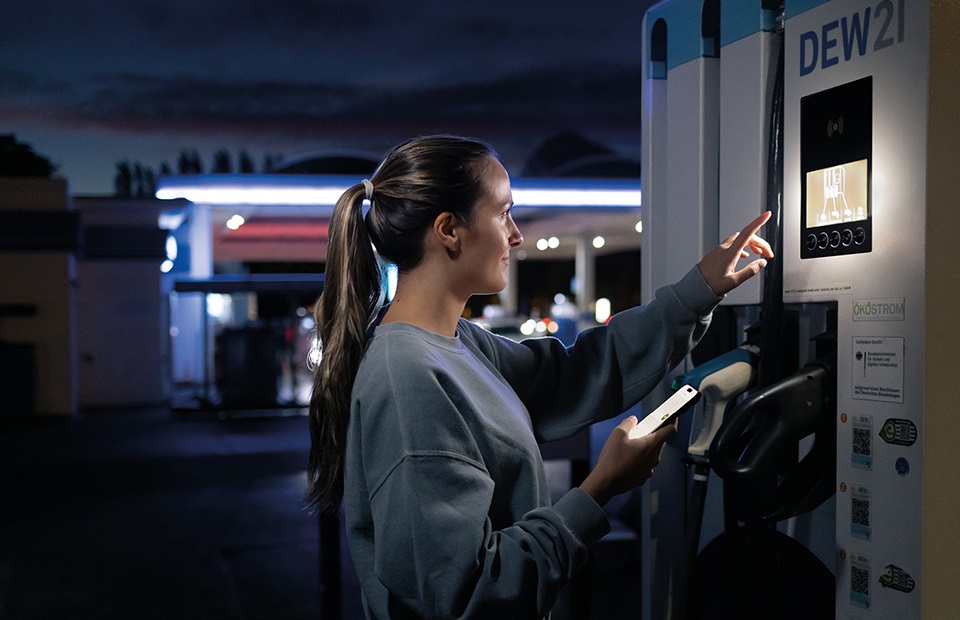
[733,211,772,255]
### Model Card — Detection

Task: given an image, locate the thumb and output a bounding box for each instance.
[732,258,768,287]
[618,415,638,433]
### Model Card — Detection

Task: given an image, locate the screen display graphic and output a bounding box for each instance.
[805,159,868,229]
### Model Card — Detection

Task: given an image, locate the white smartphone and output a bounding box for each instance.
[628,385,701,439]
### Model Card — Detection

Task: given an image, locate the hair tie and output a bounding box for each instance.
[361,179,374,200]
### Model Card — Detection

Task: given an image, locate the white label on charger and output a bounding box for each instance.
[852,336,904,403]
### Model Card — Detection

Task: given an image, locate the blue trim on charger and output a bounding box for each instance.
[721,0,778,47]
[646,0,708,72]
[645,0,832,74]
[785,0,832,19]
[672,348,758,390]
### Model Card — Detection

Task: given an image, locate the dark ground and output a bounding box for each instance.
[0,407,364,619]
[0,407,640,619]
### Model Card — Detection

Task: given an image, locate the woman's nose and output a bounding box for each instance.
[509,219,523,248]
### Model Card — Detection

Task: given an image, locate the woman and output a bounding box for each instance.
[308,135,772,619]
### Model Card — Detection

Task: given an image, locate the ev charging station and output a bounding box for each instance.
[640,0,960,618]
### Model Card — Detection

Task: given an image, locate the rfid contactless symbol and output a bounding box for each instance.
[827,116,845,137]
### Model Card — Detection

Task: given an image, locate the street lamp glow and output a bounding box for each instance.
[165,235,178,260]
[596,298,612,324]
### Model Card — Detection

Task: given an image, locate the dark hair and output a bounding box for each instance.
[307,135,499,512]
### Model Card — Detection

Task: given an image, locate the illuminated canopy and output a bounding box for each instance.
[156,174,641,208]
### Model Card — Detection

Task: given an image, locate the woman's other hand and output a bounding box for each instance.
[580,416,678,507]
[697,211,774,296]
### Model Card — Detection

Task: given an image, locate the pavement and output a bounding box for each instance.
[0,406,366,619]
[0,406,640,619]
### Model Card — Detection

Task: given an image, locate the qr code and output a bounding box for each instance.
[853,427,871,456]
[851,565,870,597]
[852,497,870,527]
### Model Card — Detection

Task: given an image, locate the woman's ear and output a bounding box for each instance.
[432,212,462,256]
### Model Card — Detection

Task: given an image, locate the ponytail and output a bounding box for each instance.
[307,183,381,513]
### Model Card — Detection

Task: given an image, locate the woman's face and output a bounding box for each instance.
[457,157,524,296]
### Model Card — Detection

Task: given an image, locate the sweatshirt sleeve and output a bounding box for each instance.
[464,266,721,441]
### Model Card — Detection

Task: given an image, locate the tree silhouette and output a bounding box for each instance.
[133,162,144,196]
[263,153,276,173]
[0,134,57,177]
[140,168,156,197]
[177,151,191,174]
[177,149,204,174]
[190,149,203,173]
[212,149,232,173]
[124,147,271,187]
[238,150,255,173]
[114,161,133,197]
[113,159,158,197]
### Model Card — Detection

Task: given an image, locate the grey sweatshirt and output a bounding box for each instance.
[344,267,721,619]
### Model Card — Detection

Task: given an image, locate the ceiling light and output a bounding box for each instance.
[511,179,641,207]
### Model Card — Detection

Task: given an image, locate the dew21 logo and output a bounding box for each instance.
[799,0,905,77]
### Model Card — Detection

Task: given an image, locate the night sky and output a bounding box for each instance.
[2,0,655,195]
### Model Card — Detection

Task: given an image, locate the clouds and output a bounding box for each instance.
[4,0,647,86]
[7,63,639,144]
[3,0,652,192]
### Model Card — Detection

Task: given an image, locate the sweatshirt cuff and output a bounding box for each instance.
[674,266,723,316]
[553,487,611,547]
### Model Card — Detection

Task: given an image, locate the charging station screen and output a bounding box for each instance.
[800,76,871,258]
[805,159,869,229]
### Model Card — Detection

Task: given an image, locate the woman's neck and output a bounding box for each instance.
[380,268,466,337]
